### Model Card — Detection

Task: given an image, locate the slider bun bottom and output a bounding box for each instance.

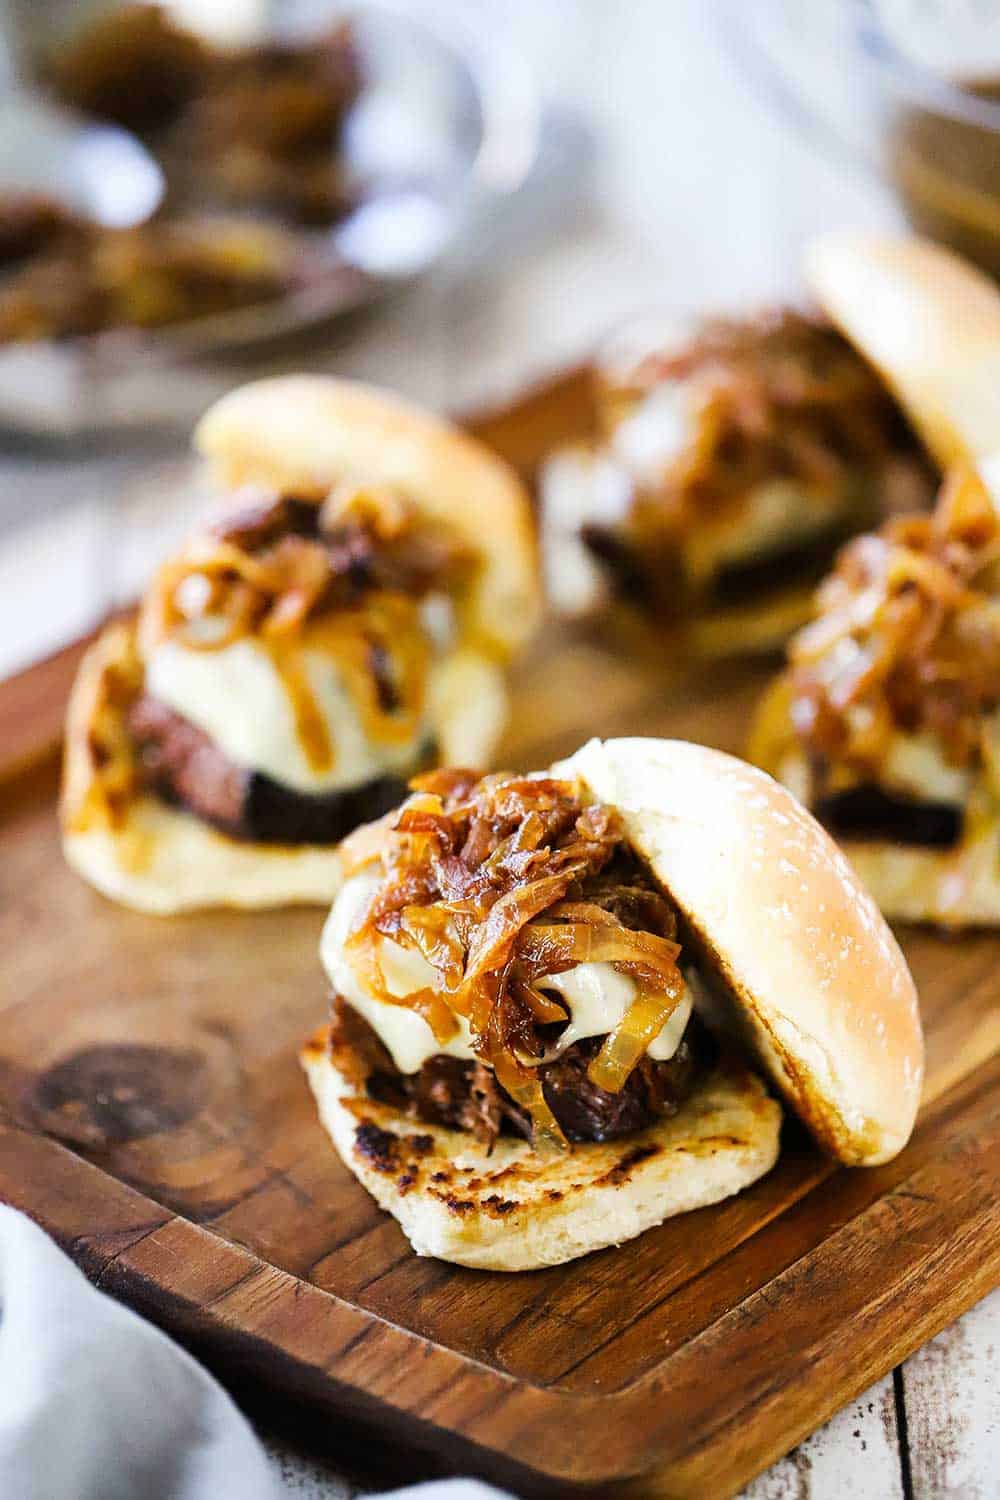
[301,1030,781,1271]
[846,840,1000,928]
[774,752,1000,929]
[573,584,816,665]
[63,796,345,914]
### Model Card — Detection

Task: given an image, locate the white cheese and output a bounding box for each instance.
[611,381,691,483]
[881,732,971,806]
[537,962,692,1062]
[538,444,632,616]
[541,405,856,614]
[321,870,694,1075]
[977,452,1000,508]
[146,635,427,793]
[681,477,847,587]
[321,868,477,1073]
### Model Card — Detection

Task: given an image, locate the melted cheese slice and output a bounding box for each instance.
[538,444,632,617]
[321,870,693,1075]
[322,868,478,1072]
[146,637,428,793]
[611,381,691,481]
[540,963,692,1063]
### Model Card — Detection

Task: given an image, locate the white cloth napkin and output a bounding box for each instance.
[0,1206,508,1500]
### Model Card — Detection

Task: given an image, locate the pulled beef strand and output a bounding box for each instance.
[340,771,689,1147]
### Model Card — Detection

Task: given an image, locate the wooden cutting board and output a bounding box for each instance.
[0,371,997,1499]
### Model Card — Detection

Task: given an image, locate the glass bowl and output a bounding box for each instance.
[0,0,540,439]
[719,0,1000,277]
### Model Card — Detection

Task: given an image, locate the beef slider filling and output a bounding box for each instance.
[333,995,710,1146]
[127,695,427,844]
[126,488,470,842]
[333,770,705,1149]
[584,310,934,618]
[777,468,1000,848]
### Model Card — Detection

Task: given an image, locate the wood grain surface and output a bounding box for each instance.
[0,372,997,1498]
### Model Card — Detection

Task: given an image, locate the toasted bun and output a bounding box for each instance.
[557,738,924,1165]
[767,748,1000,930]
[195,375,541,657]
[61,623,509,914]
[64,799,346,914]
[301,1030,781,1271]
[806,233,1000,472]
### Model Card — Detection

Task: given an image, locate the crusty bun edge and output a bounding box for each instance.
[194,375,542,657]
[301,1031,781,1271]
[63,798,346,914]
[805,232,1000,473]
[556,737,924,1166]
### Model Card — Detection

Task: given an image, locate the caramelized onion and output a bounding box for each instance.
[587,982,686,1094]
[464,872,584,982]
[342,771,692,1144]
[787,465,1000,779]
[492,1053,568,1153]
[515,923,681,980]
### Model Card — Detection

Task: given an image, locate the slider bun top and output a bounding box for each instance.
[195,375,541,657]
[557,737,924,1166]
[806,232,1000,473]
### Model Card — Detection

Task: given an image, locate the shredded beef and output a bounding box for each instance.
[333,996,711,1147]
[127,695,417,844]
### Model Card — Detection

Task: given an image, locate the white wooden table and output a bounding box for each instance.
[0,4,996,1494]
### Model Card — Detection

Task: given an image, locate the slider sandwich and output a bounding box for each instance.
[751,466,1000,927]
[540,304,934,658]
[752,235,1000,927]
[62,377,539,912]
[302,737,922,1271]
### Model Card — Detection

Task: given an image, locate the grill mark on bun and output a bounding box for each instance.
[595,1143,661,1187]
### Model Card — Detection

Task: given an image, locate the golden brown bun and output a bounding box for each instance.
[195,375,541,657]
[764,746,1000,930]
[60,622,508,914]
[806,232,1000,471]
[301,1030,781,1271]
[557,738,924,1165]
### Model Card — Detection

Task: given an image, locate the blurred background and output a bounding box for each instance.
[4,0,1000,679]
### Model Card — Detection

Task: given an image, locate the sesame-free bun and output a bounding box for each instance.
[195,375,541,657]
[301,1030,781,1271]
[61,622,507,914]
[806,233,1000,471]
[557,737,924,1166]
